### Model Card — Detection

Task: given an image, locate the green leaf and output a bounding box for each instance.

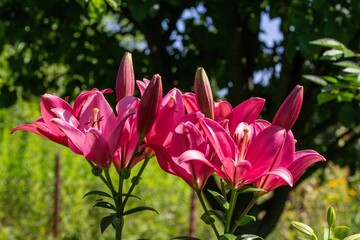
[238,234,264,240]
[123,206,159,216]
[207,189,229,210]
[333,225,350,230]
[207,209,226,223]
[333,61,360,69]
[93,200,117,211]
[219,234,237,240]
[310,38,345,49]
[238,187,264,194]
[88,0,107,20]
[322,76,338,84]
[171,236,202,240]
[327,207,336,228]
[317,93,337,105]
[291,221,315,236]
[201,212,215,225]
[83,190,112,199]
[235,215,256,227]
[105,0,120,11]
[344,234,360,240]
[303,75,328,86]
[343,67,360,74]
[100,214,118,233]
[321,49,344,60]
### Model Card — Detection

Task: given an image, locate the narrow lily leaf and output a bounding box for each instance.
[291,221,315,236]
[83,190,112,199]
[333,225,350,230]
[207,189,229,210]
[333,61,360,68]
[235,215,256,227]
[239,234,264,240]
[123,206,159,216]
[171,236,202,240]
[344,234,360,240]
[219,234,237,240]
[100,214,118,234]
[207,209,226,223]
[93,201,117,212]
[238,187,264,194]
[120,193,141,200]
[321,49,344,60]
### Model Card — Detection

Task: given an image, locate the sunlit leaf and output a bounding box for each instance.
[238,234,264,240]
[235,215,256,227]
[303,75,328,86]
[105,0,120,11]
[343,234,360,240]
[238,187,264,194]
[310,38,345,49]
[207,189,229,210]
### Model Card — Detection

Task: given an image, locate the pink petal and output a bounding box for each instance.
[199,118,237,160]
[84,129,112,168]
[136,78,151,96]
[258,167,293,191]
[289,150,326,183]
[229,97,265,135]
[182,92,199,114]
[51,118,85,154]
[245,126,288,179]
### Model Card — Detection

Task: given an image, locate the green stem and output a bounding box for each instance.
[196,190,220,239]
[230,194,259,234]
[122,155,151,208]
[225,189,238,233]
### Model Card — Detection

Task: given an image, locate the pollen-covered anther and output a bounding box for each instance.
[92,108,100,127]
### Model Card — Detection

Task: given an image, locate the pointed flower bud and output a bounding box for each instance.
[137,74,163,139]
[116,52,135,101]
[194,67,214,119]
[272,85,303,131]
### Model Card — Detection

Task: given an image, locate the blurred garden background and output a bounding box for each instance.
[0,0,359,239]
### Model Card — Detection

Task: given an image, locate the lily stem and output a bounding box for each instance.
[225,189,238,233]
[196,190,220,239]
[230,194,259,234]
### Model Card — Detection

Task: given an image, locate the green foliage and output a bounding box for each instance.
[303,38,360,104]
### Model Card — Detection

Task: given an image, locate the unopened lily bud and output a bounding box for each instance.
[137,74,163,139]
[116,52,135,101]
[272,85,303,131]
[194,67,214,119]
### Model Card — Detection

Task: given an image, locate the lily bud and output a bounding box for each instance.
[194,67,214,119]
[137,74,163,139]
[272,85,303,131]
[116,52,135,101]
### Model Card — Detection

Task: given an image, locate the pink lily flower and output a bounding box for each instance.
[254,85,325,191]
[148,113,217,190]
[10,93,72,146]
[50,89,135,168]
[115,52,135,101]
[199,118,293,189]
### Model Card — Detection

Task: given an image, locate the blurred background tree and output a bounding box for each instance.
[0,0,359,238]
